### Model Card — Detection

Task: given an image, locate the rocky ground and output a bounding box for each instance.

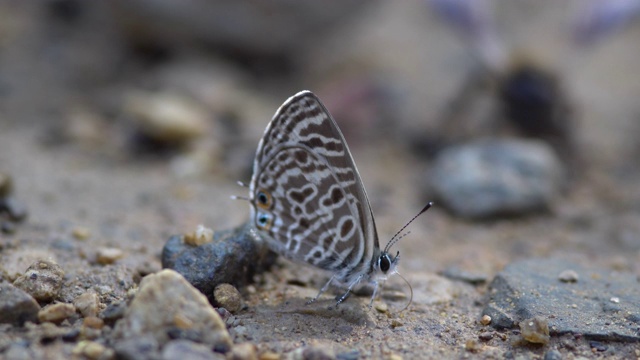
[1,1,640,359]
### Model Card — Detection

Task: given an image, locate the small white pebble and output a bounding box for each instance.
[558,269,579,283]
[610,297,620,304]
[480,314,492,326]
[184,225,213,246]
[96,247,124,265]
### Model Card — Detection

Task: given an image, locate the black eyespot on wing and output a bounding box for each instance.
[256,213,272,230]
[255,189,273,209]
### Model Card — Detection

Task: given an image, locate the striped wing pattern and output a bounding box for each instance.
[249,91,379,284]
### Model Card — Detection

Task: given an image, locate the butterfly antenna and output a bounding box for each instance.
[384,202,434,253]
[230,195,250,201]
[396,271,413,312]
[385,231,411,253]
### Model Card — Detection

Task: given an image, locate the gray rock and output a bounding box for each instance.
[113,334,161,360]
[0,282,40,325]
[162,340,224,360]
[227,342,257,360]
[162,223,276,303]
[430,140,564,218]
[483,258,640,341]
[57,264,137,304]
[13,260,65,303]
[543,349,563,360]
[100,301,127,325]
[73,291,100,317]
[37,302,76,324]
[113,269,232,353]
[440,266,488,285]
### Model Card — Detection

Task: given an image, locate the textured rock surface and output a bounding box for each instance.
[113,269,232,352]
[0,282,41,325]
[13,260,65,303]
[483,258,640,341]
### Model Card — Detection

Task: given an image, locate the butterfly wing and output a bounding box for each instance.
[249,91,379,282]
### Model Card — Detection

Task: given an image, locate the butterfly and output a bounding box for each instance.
[246,90,432,308]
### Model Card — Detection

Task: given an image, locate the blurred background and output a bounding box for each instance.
[1,0,640,278]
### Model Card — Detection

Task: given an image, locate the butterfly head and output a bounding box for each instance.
[374,202,434,279]
[376,250,400,275]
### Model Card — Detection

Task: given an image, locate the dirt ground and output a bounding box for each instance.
[1,1,640,359]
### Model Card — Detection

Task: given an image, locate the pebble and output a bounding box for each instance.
[589,340,607,352]
[162,223,277,303]
[38,303,77,324]
[543,349,563,360]
[213,283,243,313]
[125,91,209,145]
[72,341,114,360]
[464,339,481,352]
[429,139,564,218]
[290,345,336,360]
[113,335,160,360]
[162,340,224,360]
[74,291,101,317]
[390,319,403,329]
[13,259,65,303]
[441,266,488,285]
[480,315,492,326]
[478,331,494,341]
[336,350,359,360]
[259,351,280,360]
[519,317,550,345]
[83,316,104,329]
[72,227,91,240]
[228,342,258,360]
[0,282,41,325]
[374,302,388,313]
[184,225,214,246]
[112,269,232,352]
[96,247,125,265]
[558,269,579,283]
[100,301,127,325]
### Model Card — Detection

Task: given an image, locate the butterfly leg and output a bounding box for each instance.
[334,275,364,308]
[306,275,336,305]
[367,281,380,309]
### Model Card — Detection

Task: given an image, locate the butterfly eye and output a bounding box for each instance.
[379,254,391,273]
[256,190,272,209]
[256,212,272,230]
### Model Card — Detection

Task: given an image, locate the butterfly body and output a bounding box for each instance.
[248,90,417,307]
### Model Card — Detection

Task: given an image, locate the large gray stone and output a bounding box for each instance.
[483,258,640,341]
[430,140,565,219]
[162,223,276,303]
[0,282,40,325]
